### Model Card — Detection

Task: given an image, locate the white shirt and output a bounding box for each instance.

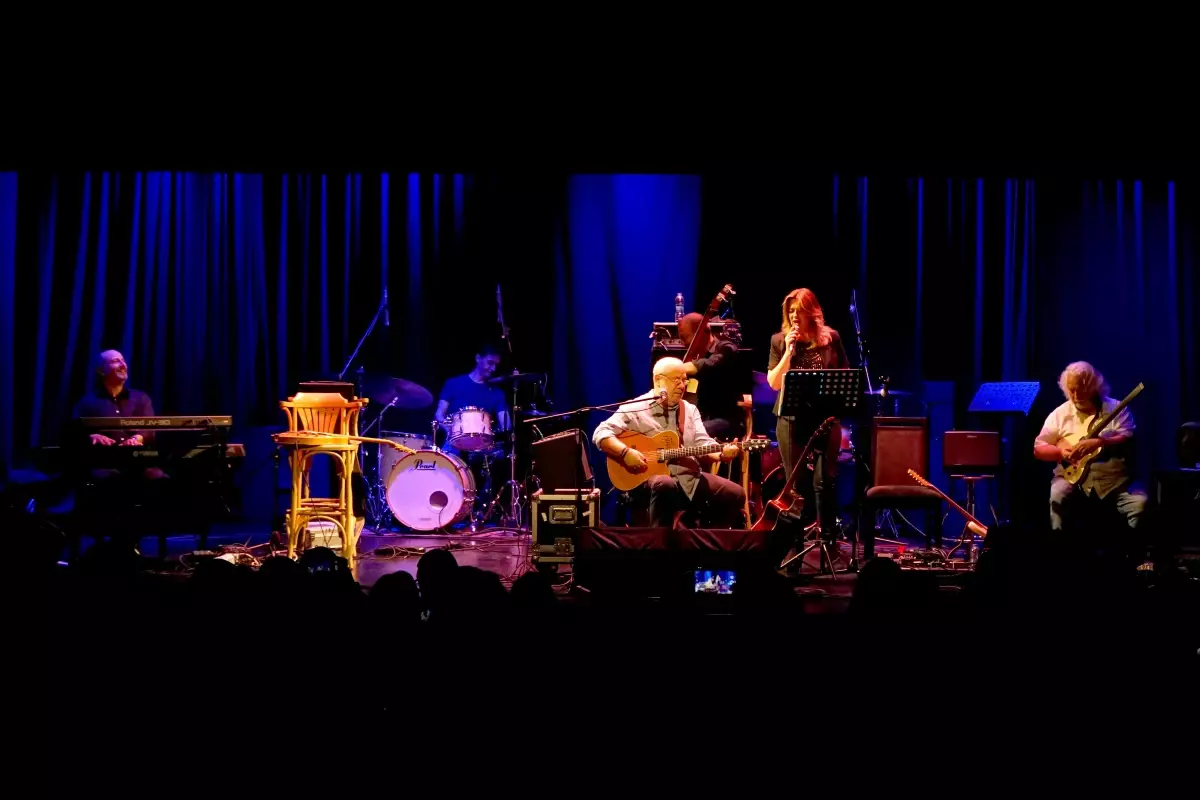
[1035,396,1136,498]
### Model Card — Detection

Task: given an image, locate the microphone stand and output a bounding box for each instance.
[338,291,387,383]
[523,394,664,425]
[849,289,873,395]
[337,289,387,529]
[490,284,525,530]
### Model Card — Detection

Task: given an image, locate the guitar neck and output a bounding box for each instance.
[658,443,723,462]
[915,477,987,530]
[1087,383,1144,436]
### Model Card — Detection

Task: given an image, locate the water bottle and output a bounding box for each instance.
[674,292,684,322]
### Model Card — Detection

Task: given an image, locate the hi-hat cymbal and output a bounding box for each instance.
[487,372,545,386]
[361,374,434,409]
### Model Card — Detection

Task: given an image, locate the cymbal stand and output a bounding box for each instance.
[361,398,396,531]
[479,372,526,530]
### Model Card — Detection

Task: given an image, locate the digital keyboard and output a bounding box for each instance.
[75,415,233,429]
[35,443,246,471]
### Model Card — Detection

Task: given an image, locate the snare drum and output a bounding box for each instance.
[379,431,433,479]
[448,406,494,452]
[385,449,476,531]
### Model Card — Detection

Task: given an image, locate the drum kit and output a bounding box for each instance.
[355,370,547,534]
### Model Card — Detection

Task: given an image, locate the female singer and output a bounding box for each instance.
[766,288,850,555]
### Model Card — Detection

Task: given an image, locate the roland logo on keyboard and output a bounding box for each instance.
[88,415,233,428]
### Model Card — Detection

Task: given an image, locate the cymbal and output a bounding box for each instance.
[487,372,544,386]
[866,388,913,397]
[361,374,434,409]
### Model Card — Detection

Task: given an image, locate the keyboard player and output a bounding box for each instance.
[70,349,168,482]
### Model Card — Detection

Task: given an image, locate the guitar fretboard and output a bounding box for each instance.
[656,443,723,462]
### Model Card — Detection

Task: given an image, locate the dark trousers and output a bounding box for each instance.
[775,416,837,540]
[647,472,746,529]
[79,468,172,551]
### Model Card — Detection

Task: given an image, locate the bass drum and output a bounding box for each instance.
[379,431,433,480]
[385,449,476,532]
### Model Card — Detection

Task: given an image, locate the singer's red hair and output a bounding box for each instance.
[780,288,833,347]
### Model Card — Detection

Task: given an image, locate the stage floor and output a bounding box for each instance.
[64,520,980,613]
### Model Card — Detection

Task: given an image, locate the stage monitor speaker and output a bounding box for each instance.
[870,417,930,486]
[943,430,1001,471]
[531,428,593,492]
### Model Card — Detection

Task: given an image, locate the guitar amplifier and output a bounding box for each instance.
[530,428,593,491]
[943,430,1001,471]
[531,489,600,565]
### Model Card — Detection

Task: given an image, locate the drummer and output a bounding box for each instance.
[433,341,510,442]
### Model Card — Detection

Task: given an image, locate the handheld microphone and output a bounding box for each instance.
[383,287,390,327]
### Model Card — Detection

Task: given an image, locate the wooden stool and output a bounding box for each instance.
[273,392,368,566]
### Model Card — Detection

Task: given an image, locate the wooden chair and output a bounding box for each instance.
[272,392,369,566]
[856,417,943,559]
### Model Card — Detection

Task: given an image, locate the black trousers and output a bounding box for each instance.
[775,416,837,539]
[647,472,746,529]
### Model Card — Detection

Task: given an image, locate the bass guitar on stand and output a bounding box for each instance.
[906,469,988,562]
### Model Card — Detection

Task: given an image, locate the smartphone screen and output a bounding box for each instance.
[694,569,736,595]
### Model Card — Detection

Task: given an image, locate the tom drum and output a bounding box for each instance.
[448,406,494,452]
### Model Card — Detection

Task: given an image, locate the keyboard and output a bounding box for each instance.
[75,415,233,430]
[35,443,246,471]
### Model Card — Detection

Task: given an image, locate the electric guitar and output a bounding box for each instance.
[1059,382,1144,485]
[607,429,768,492]
[749,416,837,532]
[906,469,989,538]
[682,283,736,402]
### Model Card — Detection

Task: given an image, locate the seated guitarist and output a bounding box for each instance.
[1033,361,1146,535]
[593,358,745,528]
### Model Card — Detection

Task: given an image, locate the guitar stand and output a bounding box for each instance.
[780,520,852,576]
[943,475,991,561]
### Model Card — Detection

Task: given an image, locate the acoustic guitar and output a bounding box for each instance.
[906,469,989,538]
[606,429,769,492]
[749,416,837,532]
[1058,382,1144,485]
[682,283,735,402]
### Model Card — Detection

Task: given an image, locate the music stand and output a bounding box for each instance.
[967,382,1040,415]
[778,369,865,575]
